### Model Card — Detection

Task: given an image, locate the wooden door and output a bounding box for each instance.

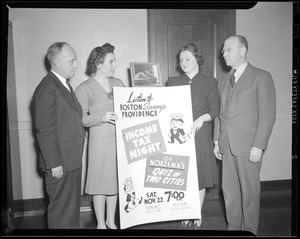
[148,9,235,85]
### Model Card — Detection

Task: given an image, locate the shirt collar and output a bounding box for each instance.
[51,70,70,91]
[233,61,248,81]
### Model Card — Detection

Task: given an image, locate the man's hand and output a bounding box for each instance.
[51,165,63,179]
[249,146,263,163]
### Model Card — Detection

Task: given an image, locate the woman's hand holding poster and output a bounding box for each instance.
[114,85,201,229]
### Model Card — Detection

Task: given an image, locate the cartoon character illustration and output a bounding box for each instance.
[168,113,189,144]
[123,177,143,213]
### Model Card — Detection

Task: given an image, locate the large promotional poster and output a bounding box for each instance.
[114,85,201,229]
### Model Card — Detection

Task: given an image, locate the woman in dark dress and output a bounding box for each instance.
[166,43,220,229]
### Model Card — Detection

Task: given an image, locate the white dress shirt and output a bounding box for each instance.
[233,61,248,83]
[51,70,71,92]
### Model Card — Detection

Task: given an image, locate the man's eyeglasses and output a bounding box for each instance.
[221,46,243,54]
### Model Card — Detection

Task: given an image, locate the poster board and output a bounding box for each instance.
[113,85,201,229]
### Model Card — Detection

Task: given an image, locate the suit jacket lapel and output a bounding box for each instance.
[220,63,254,108]
[234,64,252,92]
[220,74,231,108]
[49,71,82,114]
[72,91,83,115]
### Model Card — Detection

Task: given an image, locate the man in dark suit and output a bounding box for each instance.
[213,35,276,235]
[32,42,85,229]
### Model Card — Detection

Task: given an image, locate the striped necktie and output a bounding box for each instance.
[66,80,73,92]
[230,69,236,88]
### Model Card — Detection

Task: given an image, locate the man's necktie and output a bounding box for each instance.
[66,80,73,92]
[230,69,236,88]
[66,80,76,102]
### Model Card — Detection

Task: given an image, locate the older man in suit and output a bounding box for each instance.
[32,42,85,228]
[213,35,276,235]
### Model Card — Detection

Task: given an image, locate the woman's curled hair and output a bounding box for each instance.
[179,43,204,66]
[86,43,115,76]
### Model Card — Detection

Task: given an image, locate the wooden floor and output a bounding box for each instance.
[7,185,294,237]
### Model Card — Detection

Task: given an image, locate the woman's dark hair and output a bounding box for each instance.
[86,43,115,76]
[179,43,204,66]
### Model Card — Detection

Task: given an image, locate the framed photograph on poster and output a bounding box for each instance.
[130,62,162,87]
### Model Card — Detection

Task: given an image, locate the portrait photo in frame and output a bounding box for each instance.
[129,62,162,87]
